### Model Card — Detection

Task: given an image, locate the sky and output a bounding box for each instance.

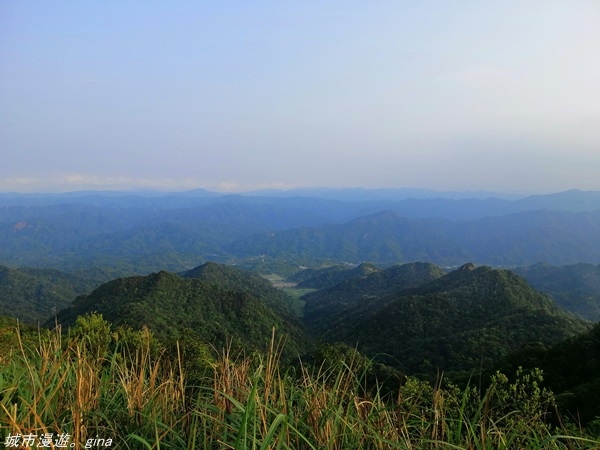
[1,1,600,194]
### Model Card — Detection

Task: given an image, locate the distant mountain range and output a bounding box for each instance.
[2,188,600,425]
[1,188,600,271]
[2,187,600,215]
[231,209,600,266]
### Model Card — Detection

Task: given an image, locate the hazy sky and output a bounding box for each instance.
[2,1,600,194]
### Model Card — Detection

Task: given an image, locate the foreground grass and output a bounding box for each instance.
[1,322,599,449]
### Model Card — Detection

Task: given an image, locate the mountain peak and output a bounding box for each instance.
[458,262,476,272]
[50,268,310,355]
[305,260,589,375]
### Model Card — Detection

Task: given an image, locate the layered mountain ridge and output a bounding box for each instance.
[303,262,590,375]
[2,189,600,271]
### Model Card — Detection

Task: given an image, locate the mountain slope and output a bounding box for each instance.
[305,264,590,375]
[230,211,471,264]
[303,262,445,325]
[513,263,600,322]
[497,322,600,424]
[290,262,381,289]
[231,210,600,266]
[180,261,299,318]
[51,265,310,356]
[0,265,101,323]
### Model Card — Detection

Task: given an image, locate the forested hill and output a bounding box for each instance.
[1,189,600,272]
[51,264,310,356]
[229,211,470,264]
[303,263,590,376]
[231,209,600,266]
[513,263,600,322]
[289,262,381,289]
[303,262,446,322]
[497,322,600,424]
[0,265,101,323]
[180,261,298,318]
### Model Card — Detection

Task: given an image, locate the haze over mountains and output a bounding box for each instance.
[2,188,600,272]
[2,187,600,425]
[4,2,600,442]
[2,187,599,215]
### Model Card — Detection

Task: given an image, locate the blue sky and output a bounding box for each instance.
[1,1,599,194]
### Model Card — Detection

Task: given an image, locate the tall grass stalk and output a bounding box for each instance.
[1,323,599,449]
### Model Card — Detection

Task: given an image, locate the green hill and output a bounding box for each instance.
[304,263,590,376]
[514,263,600,322]
[290,262,381,289]
[51,264,311,357]
[230,211,471,264]
[0,265,101,323]
[303,262,445,325]
[180,261,298,319]
[230,210,600,266]
[497,322,600,425]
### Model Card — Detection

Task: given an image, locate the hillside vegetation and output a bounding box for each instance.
[2,187,600,446]
[498,322,600,425]
[0,265,101,323]
[289,262,381,289]
[1,317,599,449]
[304,263,590,376]
[2,256,600,446]
[2,190,600,272]
[232,210,600,266]
[514,263,600,322]
[51,263,310,358]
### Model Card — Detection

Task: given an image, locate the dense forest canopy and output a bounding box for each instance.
[2,189,600,444]
[2,189,600,272]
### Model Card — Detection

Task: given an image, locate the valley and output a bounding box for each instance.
[2,189,600,447]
